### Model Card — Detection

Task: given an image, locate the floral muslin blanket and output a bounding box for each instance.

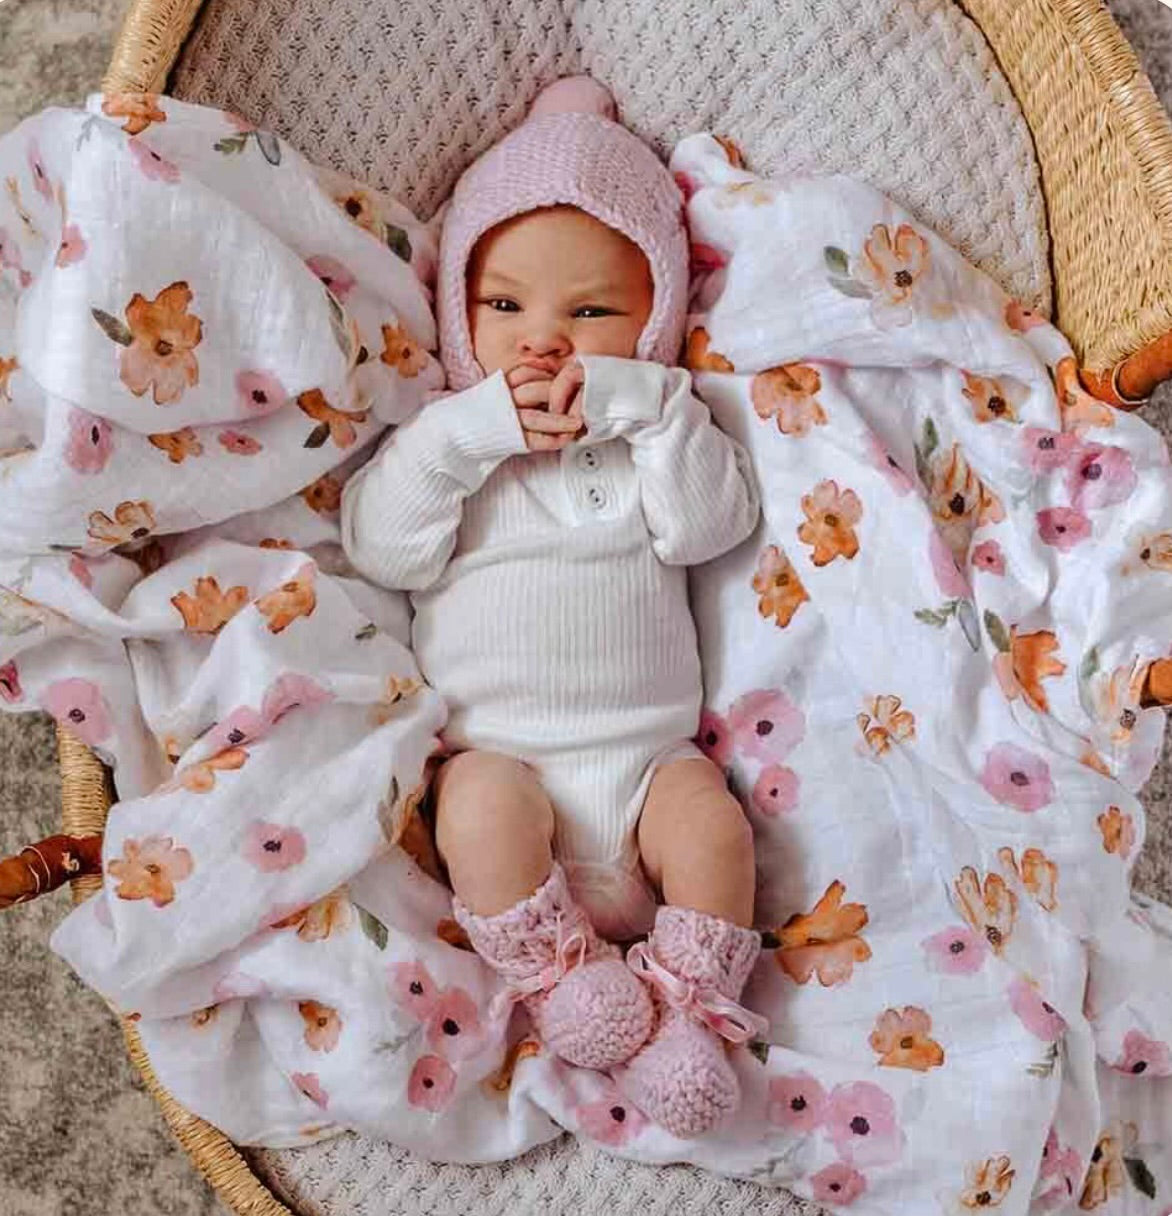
[2,94,1171,1215]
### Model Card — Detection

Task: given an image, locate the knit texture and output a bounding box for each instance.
[435,94,689,389]
[453,862,654,1069]
[170,0,1050,310]
[615,906,761,1139]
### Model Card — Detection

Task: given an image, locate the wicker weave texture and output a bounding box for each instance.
[964,0,1172,370]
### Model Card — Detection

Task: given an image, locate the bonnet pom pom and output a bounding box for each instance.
[527,76,617,121]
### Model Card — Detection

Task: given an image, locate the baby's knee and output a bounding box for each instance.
[434,750,554,854]
[674,763,754,856]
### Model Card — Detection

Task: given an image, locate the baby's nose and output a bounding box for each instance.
[521,323,571,357]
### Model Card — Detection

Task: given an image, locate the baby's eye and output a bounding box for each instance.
[483,298,519,313]
[574,306,617,319]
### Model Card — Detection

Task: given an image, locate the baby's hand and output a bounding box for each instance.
[506,362,585,452]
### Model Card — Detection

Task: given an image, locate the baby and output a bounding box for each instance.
[342,77,764,1138]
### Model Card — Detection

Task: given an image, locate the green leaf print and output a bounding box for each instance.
[957,600,981,652]
[921,417,939,461]
[914,607,951,628]
[828,277,873,301]
[213,134,249,156]
[1079,646,1100,684]
[748,1040,771,1066]
[385,225,412,263]
[325,288,351,359]
[357,905,389,951]
[823,246,850,276]
[984,610,1011,653]
[304,422,331,449]
[354,622,377,641]
[255,130,282,166]
[1124,1157,1157,1200]
[759,929,781,950]
[91,307,133,347]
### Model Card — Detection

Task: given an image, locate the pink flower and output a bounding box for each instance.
[389,960,441,1020]
[971,539,1005,575]
[235,370,288,417]
[1036,507,1091,551]
[1036,1126,1083,1210]
[241,821,308,872]
[0,660,22,702]
[727,689,805,763]
[407,1054,455,1112]
[751,765,800,816]
[1067,444,1137,511]
[1008,977,1066,1041]
[1022,428,1081,474]
[129,138,180,183]
[824,1082,903,1167]
[27,139,53,201]
[69,554,94,589]
[866,433,914,496]
[206,706,267,752]
[929,529,970,598]
[980,742,1055,813]
[1113,1029,1172,1077]
[921,926,988,976]
[690,242,727,273]
[306,254,355,301]
[261,672,335,725]
[673,170,698,200]
[1006,300,1047,333]
[766,1072,826,1132]
[65,408,114,474]
[41,677,112,746]
[56,224,87,268]
[217,429,263,455]
[291,1071,330,1108]
[810,1163,867,1206]
[223,109,256,132]
[575,1081,648,1146]
[425,987,484,1060]
[695,708,733,768]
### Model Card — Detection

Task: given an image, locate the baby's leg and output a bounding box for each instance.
[637,756,755,927]
[433,750,554,916]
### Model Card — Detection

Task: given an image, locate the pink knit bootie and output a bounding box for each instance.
[453,863,654,1070]
[615,905,766,1139]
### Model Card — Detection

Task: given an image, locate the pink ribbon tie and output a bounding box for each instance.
[489,913,587,1021]
[626,940,770,1045]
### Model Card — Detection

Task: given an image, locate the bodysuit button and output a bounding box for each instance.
[586,486,606,510]
[577,447,602,472]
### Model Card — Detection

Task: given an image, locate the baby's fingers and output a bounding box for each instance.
[524,431,574,452]
[517,409,581,434]
[511,381,553,409]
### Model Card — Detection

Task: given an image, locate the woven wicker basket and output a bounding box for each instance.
[57,1,1172,1212]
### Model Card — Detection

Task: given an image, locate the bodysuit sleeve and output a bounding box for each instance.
[577,354,761,566]
[340,370,527,590]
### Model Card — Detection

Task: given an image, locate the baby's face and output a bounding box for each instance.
[466,205,654,379]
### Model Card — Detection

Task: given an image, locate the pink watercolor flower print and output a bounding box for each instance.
[1112,1029,1172,1077]
[689,241,728,274]
[866,433,914,496]
[305,254,356,301]
[824,1081,903,1168]
[695,708,733,768]
[69,555,94,589]
[129,138,180,183]
[241,822,308,872]
[673,170,698,200]
[425,986,484,1060]
[575,1081,648,1147]
[41,677,112,746]
[235,369,288,417]
[1036,1128,1082,1211]
[1005,299,1047,333]
[260,672,334,726]
[1022,427,1081,474]
[407,1054,455,1112]
[930,529,970,598]
[751,765,800,816]
[217,429,263,455]
[388,960,441,1021]
[56,224,87,268]
[767,1072,826,1133]
[727,688,805,763]
[1008,977,1066,1042]
[0,660,22,702]
[980,742,1055,813]
[207,706,267,752]
[1067,445,1137,511]
[291,1071,330,1108]
[27,140,53,200]
[811,1163,867,1206]
[1036,507,1092,551]
[971,539,1006,575]
[65,409,114,474]
[921,925,989,976]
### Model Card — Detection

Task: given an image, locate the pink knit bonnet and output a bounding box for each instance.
[436,76,689,390]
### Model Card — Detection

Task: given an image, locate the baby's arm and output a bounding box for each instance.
[577,354,760,565]
[341,371,527,590]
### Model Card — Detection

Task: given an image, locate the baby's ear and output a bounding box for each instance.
[528,76,617,122]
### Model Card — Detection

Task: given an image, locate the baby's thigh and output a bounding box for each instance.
[638,755,749,865]
[432,750,554,856]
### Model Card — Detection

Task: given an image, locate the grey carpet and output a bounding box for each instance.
[0,1,1170,1213]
